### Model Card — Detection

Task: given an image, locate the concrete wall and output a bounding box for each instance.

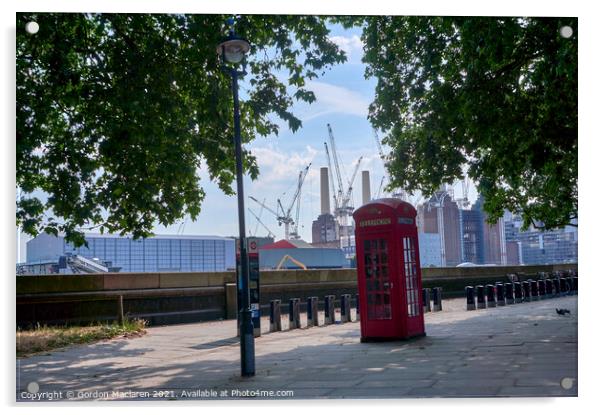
[17,264,577,327]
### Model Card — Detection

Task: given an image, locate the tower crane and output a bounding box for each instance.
[324,142,340,216]
[249,162,311,240]
[325,125,364,256]
[252,198,267,236]
[341,156,363,216]
[373,129,407,201]
[248,208,275,239]
[376,176,386,199]
[426,185,450,266]
[327,124,345,209]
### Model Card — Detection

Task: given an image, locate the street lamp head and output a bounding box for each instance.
[217,32,250,64]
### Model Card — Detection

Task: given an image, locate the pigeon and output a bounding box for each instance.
[556,308,571,316]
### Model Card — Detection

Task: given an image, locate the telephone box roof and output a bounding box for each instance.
[353,198,417,219]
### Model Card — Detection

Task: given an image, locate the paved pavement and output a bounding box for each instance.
[16,295,577,401]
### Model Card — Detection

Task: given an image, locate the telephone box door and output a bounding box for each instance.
[400,233,425,336]
[358,235,397,337]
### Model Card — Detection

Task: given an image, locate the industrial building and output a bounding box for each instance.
[23,232,236,274]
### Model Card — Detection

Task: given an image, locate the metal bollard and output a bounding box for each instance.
[270,299,282,332]
[289,298,300,329]
[466,286,476,311]
[514,282,523,303]
[545,279,554,298]
[423,288,432,313]
[476,285,487,309]
[307,297,319,327]
[566,277,574,295]
[537,280,546,300]
[505,282,515,305]
[486,285,496,308]
[560,278,568,295]
[324,295,335,325]
[340,294,352,323]
[432,287,443,311]
[117,295,124,324]
[496,282,506,306]
[553,278,561,297]
[522,280,531,302]
[530,279,539,300]
[573,275,579,294]
[355,293,360,321]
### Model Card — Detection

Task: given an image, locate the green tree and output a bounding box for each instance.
[17,13,345,246]
[361,16,577,229]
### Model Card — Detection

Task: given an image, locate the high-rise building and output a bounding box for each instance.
[459,208,484,264]
[419,193,463,266]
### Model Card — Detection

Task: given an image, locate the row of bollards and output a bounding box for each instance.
[422,287,443,313]
[268,294,360,332]
[466,272,577,311]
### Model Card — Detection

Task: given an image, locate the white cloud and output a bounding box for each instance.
[300,80,370,121]
[329,34,364,55]
[250,145,318,191]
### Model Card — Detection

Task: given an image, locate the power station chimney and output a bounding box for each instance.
[362,170,371,205]
[320,167,330,215]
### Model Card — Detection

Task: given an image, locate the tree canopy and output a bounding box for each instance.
[17,13,345,245]
[17,14,578,246]
[361,16,577,230]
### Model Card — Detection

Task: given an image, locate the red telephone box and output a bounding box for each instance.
[353,198,426,342]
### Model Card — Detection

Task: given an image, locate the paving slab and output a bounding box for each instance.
[16,295,577,401]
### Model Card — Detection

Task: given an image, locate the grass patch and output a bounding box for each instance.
[17,319,147,358]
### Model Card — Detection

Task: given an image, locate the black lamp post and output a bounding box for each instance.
[217,25,255,377]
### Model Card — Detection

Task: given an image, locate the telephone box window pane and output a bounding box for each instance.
[364,238,392,320]
[402,236,421,318]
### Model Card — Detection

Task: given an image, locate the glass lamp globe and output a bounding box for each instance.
[217,36,250,64]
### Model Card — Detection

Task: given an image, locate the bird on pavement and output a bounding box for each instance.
[556,308,571,316]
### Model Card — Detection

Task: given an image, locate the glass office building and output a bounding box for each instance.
[26,233,236,273]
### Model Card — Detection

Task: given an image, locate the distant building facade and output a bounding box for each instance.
[25,233,236,273]
[418,233,442,267]
[459,209,485,264]
[311,213,338,244]
[419,193,463,266]
[504,224,577,265]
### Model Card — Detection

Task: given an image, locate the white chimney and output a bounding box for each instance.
[320,167,330,215]
[362,170,371,205]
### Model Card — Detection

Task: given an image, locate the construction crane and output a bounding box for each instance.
[341,156,363,215]
[373,129,407,201]
[249,162,311,240]
[458,177,471,208]
[327,124,345,209]
[325,124,363,221]
[426,185,450,266]
[249,198,267,236]
[248,208,275,239]
[324,142,340,216]
[376,176,386,199]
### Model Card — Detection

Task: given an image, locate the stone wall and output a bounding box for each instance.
[17,264,577,327]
